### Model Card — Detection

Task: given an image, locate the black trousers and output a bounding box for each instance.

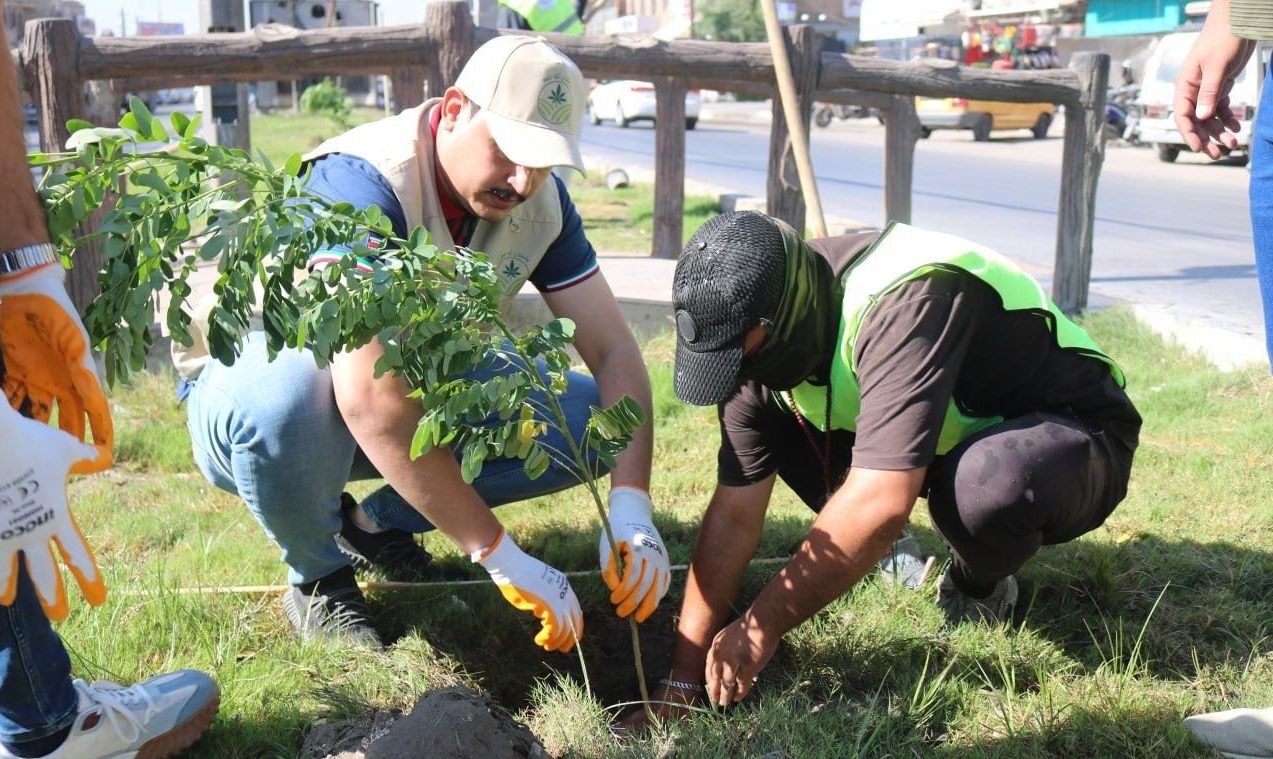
[772,412,1136,595]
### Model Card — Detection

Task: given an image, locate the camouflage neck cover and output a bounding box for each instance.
[738,219,842,391]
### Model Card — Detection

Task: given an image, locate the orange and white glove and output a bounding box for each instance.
[0,264,112,474]
[599,486,670,623]
[473,528,583,653]
[0,401,106,621]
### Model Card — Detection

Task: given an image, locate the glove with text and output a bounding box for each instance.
[0,264,113,474]
[599,486,670,623]
[0,401,106,621]
[474,528,583,653]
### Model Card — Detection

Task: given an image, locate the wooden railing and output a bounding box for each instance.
[19,3,1108,314]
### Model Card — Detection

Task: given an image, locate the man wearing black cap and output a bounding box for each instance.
[651,211,1141,714]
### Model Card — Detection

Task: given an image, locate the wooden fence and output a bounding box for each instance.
[19,3,1109,314]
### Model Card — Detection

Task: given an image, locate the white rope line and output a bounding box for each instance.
[120,556,798,596]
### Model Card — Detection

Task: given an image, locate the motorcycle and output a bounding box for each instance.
[813,102,875,128]
[1104,83,1142,146]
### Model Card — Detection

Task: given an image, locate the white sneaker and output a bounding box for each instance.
[0,670,219,759]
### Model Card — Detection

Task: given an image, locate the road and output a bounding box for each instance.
[579,112,1262,351]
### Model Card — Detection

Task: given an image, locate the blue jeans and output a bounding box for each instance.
[0,565,76,746]
[1252,58,1273,369]
[185,332,605,585]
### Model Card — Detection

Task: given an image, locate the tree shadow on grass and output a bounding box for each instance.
[1013,533,1273,681]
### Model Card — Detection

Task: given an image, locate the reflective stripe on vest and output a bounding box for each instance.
[788,222,1124,456]
[499,0,585,34]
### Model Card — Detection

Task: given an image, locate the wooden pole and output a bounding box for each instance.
[763,23,822,236]
[1052,52,1109,315]
[760,10,825,237]
[21,19,100,315]
[652,76,686,258]
[882,94,920,225]
[425,1,474,101]
[390,65,426,110]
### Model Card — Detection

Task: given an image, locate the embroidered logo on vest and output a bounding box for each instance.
[500,252,532,294]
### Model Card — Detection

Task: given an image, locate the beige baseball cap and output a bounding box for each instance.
[455,35,586,174]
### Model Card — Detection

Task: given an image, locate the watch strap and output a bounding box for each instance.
[0,243,59,276]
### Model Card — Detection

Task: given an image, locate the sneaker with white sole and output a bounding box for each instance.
[0,670,219,759]
[936,567,1018,625]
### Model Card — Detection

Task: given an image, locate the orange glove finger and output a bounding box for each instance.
[23,544,70,622]
[632,569,661,623]
[53,510,106,609]
[67,364,113,474]
[614,560,648,618]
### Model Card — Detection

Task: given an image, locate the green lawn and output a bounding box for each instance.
[56,309,1273,757]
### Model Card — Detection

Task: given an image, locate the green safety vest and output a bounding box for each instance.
[499,0,585,35]
[787,222,1124,455]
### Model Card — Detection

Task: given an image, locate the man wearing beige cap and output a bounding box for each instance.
[180,36,666,652]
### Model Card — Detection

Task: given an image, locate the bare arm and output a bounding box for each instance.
[542,272,653,490]
[668,476,775,682]
[705,465,926,706]
[330,341,502,554]
[0,20,51,250]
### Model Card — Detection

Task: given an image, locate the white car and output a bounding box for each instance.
[587,80,702,130]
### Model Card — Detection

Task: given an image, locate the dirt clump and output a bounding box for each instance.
[302,687,548,759]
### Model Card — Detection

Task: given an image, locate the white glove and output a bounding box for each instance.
[599,486,670,623]
[0,401,106,621]
[473,528,583,653]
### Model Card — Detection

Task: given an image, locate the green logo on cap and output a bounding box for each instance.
[537,78,572,125]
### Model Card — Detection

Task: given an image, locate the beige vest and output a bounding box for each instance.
[172,100,564,380]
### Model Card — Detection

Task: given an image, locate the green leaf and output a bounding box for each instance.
[66,118,94,133]
[523,444,550,480]
[460,444,486,484]
[284,152,302,178]
[169,112,191,136]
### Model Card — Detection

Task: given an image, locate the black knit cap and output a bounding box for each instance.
[673,211,787,405]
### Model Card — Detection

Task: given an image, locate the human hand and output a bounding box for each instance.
[474,528,583,653]
[1173,17,1257,158]
[705,613,777,707]
[599,487,670,623]
[615,676,703,731]
[0,265,113,474]
[0,402,106,621]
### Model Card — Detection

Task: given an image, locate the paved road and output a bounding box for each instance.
[580,113,1262,355]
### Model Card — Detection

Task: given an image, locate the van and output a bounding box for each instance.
[1136,30,1262,165]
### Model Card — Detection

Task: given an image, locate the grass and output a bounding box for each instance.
[250,108,384,166]
[54,309,1273,757]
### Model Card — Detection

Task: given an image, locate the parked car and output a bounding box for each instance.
[915,97,1055,141]
[587,80,702,130]
[1135,30,1261,165]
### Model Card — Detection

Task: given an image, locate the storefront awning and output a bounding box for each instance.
[860,0,964,41]
[966,0,1062,17]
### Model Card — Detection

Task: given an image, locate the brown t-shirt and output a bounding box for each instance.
[717,232,1142,485]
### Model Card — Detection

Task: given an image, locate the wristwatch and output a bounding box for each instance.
[0,243,59,276]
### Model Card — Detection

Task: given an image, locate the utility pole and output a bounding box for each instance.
[119,8,125,35]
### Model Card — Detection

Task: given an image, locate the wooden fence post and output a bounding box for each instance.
[21,19,100,315]
[426,1,475,101]
[390,66,426,110]
[882,94,919,225]
[652,76,687,258]
[765,24,818,233]
[1052,52,1109,315]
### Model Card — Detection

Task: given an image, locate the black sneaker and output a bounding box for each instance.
[282,567,383,648]
[335,493,456,582]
